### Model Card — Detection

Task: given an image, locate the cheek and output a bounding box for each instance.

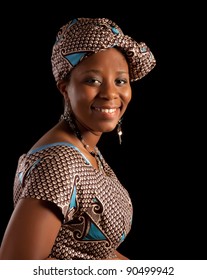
[122,88,132,105]
[69,92,91,114]
[120,90,132,117]
[67,85,84,104]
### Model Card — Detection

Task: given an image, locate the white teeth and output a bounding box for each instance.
[95,108,116,113]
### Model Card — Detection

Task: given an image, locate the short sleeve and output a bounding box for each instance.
[14,148,76,222]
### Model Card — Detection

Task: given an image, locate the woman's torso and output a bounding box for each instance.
[13,142,133,259]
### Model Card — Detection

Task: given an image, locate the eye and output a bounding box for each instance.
[85,78,101,85]
[115,78,128,86]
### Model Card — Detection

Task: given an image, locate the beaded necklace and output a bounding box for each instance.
[60,112,104,171]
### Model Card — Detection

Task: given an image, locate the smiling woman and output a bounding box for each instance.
[0,17,156,260]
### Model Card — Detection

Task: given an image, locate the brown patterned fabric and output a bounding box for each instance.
[51,17,156,83]
[13,143,133,260]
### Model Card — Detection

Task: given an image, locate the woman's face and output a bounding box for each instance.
[63,47,132,133]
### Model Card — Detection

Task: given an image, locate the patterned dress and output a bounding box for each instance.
[13,142,133,259]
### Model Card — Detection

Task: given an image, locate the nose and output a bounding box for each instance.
[98,82,119,100]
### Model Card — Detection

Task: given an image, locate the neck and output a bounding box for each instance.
[60,111,105,172]
[60,111,100,157]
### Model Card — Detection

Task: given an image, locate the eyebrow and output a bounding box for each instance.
[81,69,129,75]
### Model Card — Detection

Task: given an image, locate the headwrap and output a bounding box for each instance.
[51,17,156,83]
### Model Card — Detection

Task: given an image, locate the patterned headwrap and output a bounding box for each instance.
[51,17,156,83]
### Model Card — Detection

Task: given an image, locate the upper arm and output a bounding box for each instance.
[0,197,62,259]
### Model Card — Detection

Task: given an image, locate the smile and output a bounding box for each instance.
[93,108,117,113]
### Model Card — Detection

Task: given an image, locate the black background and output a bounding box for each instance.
[0,7,206,260]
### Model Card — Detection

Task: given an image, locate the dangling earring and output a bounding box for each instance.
[117,118,123,145]
[59,102,83,140]
[59,101,72,122]
[60,96,71,118]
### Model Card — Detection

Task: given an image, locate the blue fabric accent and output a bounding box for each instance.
[28,159,42,174]
[28,142,77,154]
[18,172,23,184]
[28,142,90,165]
[120,232,125,243]
[140,46,147,53]
[65,52,87,66]
[70,186,77,209]
[55,19,78,44]
[68,18,78,28]
[83,222,106,241]
[19,158,42,183]
[111,27,119,35]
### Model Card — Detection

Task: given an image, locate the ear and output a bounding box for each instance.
[57,81,68,98]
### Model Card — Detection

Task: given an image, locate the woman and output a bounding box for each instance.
[0,17,156,259]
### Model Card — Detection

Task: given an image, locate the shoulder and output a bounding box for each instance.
[30,121,74,151]
[14,143,87,185]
